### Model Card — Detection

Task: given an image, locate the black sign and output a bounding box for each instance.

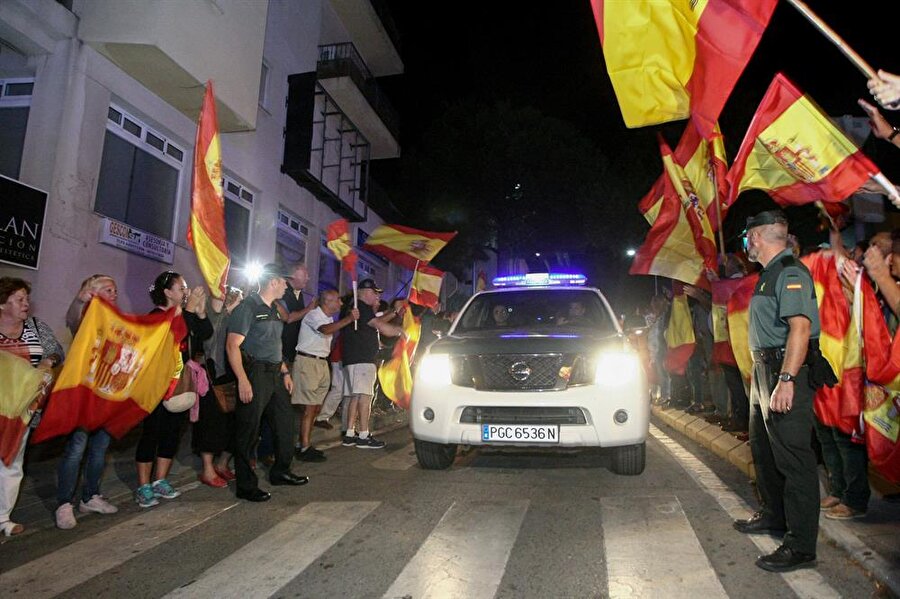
[0,174,48,269]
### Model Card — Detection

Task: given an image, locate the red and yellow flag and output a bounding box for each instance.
[0,351,45,466]
[377,309,422,409]
[663,282,695,375]
[326,219,358,279]
[591,0,777,137]
[410,264,443,310]
[31,299,182,443]
[727,73,882,207]
[726,273,758,382]
[187,81,229,299]
[711,278,744,367]
[362,224,456,271]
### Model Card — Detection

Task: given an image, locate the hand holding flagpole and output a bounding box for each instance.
[325,219,359,330]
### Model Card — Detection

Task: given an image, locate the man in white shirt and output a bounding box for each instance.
[291,289,358,461]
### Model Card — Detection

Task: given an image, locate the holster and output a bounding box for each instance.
[806,339,838,390]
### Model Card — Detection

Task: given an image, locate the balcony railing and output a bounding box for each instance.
[317,42,400,141]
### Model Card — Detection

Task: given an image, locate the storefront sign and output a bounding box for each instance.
[0,175,48,270]
[98,217,174,264]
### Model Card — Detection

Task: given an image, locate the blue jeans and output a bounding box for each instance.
[57,428,112,506]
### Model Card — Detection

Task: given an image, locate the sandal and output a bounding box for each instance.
[199,473,228,488]
[1,521,24,537]
[215,466,235,481]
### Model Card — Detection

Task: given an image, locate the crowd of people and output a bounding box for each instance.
[0,261,411,535]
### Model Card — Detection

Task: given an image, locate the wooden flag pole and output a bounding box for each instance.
[786,0,876,79]
[407,260,421,301]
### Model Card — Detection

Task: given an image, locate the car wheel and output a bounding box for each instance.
[611,442,646,475]
[414,439,458,470]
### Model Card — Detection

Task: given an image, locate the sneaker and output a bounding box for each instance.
[355,435,386,449]
[299,447,327,462]
[341,434,358,446]
[135,484,159,508]
[79,494,118,515]
[825,503,866,520]
[820,495,841,511]
[55,503,77,529]
[151,478,181,499]
[313,419,334,430]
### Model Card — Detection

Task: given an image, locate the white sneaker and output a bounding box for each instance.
[55,503,77,530]
[79,494,118,515]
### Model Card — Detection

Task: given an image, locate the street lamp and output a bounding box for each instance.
[626,248,636,257]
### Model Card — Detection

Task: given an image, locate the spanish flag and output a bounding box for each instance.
[326,218,358,277]
[725,273,758,382]
[727,73,882,207]
[711,278,744,367]
[31,299,182,443]
[591,0,777,137]
[362,224,456,271]
[410,264,443,310]
[187,81,229,299]
[0,351,45,466]
[663,282,695,375]
[377,309,422,409]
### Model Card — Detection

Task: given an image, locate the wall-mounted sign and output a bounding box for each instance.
[98,217,174,264]
[0,174,48,270]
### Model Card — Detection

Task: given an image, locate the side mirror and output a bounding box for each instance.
[435,330,444,339]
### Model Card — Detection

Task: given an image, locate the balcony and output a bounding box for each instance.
[317,43,399,160]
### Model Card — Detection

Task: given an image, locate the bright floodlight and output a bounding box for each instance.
[245,261,264,282]
[626,248,636,257]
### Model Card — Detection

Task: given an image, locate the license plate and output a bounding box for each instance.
[481,424,559,443]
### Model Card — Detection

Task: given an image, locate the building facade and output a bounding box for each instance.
[0,0,405,344]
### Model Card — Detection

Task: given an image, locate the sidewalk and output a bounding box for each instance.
[3,404,408,543]
[653,403,900,596]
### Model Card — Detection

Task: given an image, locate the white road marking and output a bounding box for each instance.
[372,442,419,470]
[383,500,529,599]
[165,501,378,598]
[0,500,238,597]
[650,424,841,599]
[602,495,728,598]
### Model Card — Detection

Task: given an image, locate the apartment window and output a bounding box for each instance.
[0,77,34,179]
[357,257,385,294]
[222,175,253,267]
[94,104,184,239]
[258,61,270,108]
[276,208,309,270]
[319,235,340,292]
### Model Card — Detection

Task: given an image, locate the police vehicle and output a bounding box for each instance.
[409,273,649,474]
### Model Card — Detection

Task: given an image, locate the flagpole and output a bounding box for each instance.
[407,260,420,301]
[785,0,876,79]
[709,151,726,268]
[352,278,358,331]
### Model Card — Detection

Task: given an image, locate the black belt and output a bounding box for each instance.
[297,350,327,361]
[752,347,784,363]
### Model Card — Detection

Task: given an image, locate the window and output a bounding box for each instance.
[258,61,269,108]
[222,175,253,267]
[0,77,34,179]
[319,234,340,292]
[276,208,309,270]
[94,104,184,239]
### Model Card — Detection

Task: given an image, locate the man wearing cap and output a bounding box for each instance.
[226,263,309,502]
[340,279,405,449]
[732,210,821,572]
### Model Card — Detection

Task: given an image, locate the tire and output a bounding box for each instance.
[611,442,646,475]
[414,439,457,470]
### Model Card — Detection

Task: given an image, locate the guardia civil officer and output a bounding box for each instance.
[732,210,821,572]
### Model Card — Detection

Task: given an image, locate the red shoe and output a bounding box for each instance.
[214,466,236,482]
[199,473,228,488]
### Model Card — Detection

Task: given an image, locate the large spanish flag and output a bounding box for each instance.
[591,0,777,137]
[187,81,229,299]
[362,224,456,271]
[0,351,46,466]
[726,273,758,382]
[326,218,358,277]
[410,264,443,310]
[377,309,422,409]
[31,299,182,443]
[663,282,695,375]
[711,277,744,367]
[727,73,883,207]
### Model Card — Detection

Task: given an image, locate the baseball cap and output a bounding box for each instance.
[358,278,382,292]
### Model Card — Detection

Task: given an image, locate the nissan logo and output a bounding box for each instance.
[509,361,532,381]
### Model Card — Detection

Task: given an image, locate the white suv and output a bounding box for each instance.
[410,282,649,474]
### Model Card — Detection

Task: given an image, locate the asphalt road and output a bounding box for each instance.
[0,418,880,598]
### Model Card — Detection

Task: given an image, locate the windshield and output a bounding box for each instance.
[455,289,617,335]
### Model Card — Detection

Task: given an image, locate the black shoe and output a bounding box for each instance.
[313,420,334,430]
[236,488,271,502]
[755,545,816,572]
[341,434,358,446]
[270,472,310,486]
[298,447,327,462]
[733,512,786,535]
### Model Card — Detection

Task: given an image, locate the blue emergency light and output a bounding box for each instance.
[492,273,587,287]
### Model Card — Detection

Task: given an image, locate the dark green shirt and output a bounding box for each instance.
[749,248,820,350]
[227,292,284,364]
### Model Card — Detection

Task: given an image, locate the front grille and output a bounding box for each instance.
[459,406,587,425]
[450,353,594,390]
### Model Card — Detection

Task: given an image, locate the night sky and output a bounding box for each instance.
[377,0,900,304]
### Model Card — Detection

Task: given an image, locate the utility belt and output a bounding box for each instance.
[240,349,282,373]
[751,339,837,390]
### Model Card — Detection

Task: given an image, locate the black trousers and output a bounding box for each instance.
[234,362,295,493]
[722,364,749,428]
[749,360,819,555]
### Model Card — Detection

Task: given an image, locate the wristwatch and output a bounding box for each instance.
[778,372,796,383]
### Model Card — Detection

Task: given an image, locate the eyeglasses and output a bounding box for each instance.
[741,230,749,252]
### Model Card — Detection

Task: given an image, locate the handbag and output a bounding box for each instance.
[212,381,236,413]
[164,361,197,413]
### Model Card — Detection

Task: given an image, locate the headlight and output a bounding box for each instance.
[595,350,640,386]
[417,354,452,386]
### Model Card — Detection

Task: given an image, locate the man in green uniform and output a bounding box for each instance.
[732,209,821,572]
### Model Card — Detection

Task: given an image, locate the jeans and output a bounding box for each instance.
[57,428,112,506]
[815,420,870,511]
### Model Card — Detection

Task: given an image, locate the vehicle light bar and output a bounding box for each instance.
[492,273,587,287]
